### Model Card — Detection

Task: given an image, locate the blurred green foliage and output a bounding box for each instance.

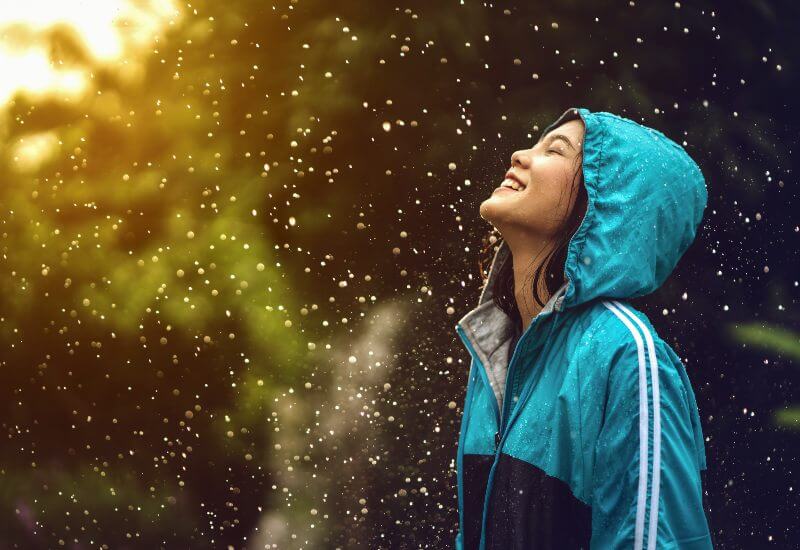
[727,323,800,429]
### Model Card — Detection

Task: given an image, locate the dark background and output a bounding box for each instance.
[0,0,797,548]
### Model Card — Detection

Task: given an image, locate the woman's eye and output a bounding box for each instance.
[547,148,562,155]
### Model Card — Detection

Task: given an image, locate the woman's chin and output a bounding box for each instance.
[479,195,512,222]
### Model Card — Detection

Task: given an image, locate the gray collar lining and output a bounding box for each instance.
[457,279,568,414]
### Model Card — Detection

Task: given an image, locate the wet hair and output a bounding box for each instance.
[478,149,588,333]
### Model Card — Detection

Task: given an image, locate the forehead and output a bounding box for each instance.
[542,119,584,140]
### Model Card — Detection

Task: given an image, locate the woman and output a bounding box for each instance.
[454,107,715,549]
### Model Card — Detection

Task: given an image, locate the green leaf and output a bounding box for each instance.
[727,323,800,363]
[774,406,800,428]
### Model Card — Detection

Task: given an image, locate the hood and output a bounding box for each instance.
[455,107,707,413]
[475,106,708,312]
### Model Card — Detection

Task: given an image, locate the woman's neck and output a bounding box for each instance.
[507,238,555,334]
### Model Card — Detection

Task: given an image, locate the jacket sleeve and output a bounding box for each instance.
[590,338,713,549]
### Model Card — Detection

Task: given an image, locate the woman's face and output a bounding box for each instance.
[479,118,585,240]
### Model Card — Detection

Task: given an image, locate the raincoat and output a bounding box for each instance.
[454,107,715,550]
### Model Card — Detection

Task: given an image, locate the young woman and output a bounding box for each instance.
[454,107,715,549]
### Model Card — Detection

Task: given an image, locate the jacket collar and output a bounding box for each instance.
[455,239,568,411]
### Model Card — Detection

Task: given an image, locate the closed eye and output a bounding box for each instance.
[547,148,562,155]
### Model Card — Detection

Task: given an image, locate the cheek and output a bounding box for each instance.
[519,172,574,229]
[521,176,563,213]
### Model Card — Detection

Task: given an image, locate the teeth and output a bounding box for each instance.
[501,178,524,191]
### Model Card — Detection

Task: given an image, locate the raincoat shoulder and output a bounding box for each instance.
[570,299,712,549]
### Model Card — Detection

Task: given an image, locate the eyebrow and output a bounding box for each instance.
[539,133,577,151]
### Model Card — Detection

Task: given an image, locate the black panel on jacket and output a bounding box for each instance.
[484,452,592,550]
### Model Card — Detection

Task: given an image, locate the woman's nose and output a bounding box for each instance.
[510,149,531,169]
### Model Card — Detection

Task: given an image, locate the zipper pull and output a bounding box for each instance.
[494,431,501,449]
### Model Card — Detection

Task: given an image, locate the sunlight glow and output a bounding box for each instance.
[0,0,180,106]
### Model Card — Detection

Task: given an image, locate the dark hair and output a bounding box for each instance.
[478,150,588,332]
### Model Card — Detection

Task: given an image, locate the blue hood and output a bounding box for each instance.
[548,107,707,308]
[480,107,708,311]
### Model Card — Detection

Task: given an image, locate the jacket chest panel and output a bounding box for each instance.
[499,358,587,504]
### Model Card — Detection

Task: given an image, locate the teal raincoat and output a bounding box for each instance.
[454,107,715,549]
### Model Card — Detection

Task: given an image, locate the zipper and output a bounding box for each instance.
[457,317,545,453]
[456,298,561,454]
[458,290,566,550]
[496,327,530,448]
[495,306,561,450]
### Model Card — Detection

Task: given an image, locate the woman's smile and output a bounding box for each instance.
[494,178,526,194]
